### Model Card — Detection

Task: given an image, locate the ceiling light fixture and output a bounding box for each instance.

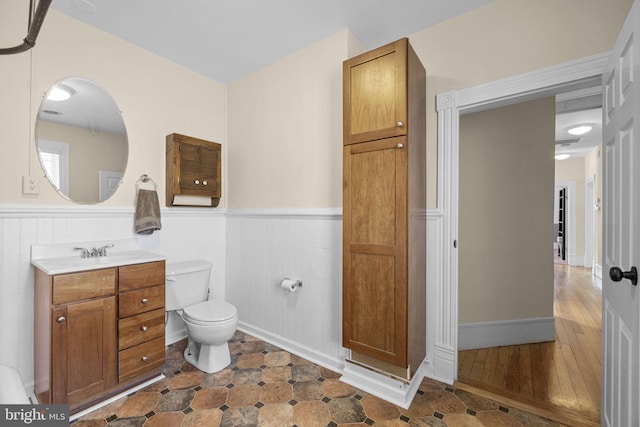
[47,85,73,101]
[555,154,570,160]
[568,125,593,136]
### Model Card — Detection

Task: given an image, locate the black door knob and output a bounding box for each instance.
[609,266,638,286]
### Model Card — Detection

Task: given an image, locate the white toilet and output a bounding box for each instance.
[166,260,238,373]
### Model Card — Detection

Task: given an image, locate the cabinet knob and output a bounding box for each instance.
[141,326,149,332]
[57,316,66,323]
[203,180,207,186]
[141,356,148,362]
[397,143,404,148]
[397,121,404,128]
[194,179,200,185]
[141,298,149,304]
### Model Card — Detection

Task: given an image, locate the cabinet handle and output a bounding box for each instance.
[194,179,200,185]
[397,143,404,148]
[57,316,66,323]
[141,356,148,362]
[203,180,207,186]
[141,298,149,304]
[141,326,149,332]
[397,121,404,128]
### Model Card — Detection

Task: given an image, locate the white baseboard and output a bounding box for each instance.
[594,263,603,280]
[340,359,427,409]
[568,254,586,267]
[237,321,344,374]
[458,317,555,350]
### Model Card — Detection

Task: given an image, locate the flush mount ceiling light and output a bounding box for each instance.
[568,125,593,136]
[555,154,571,160]
[47,85,73,101]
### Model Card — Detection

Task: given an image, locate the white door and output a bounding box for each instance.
[99,170,123,202]
[602,2,640,426]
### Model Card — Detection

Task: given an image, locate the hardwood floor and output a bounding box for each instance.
[457,264,602,426]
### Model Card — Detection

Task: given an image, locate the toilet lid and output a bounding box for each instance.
[183,299,237,323]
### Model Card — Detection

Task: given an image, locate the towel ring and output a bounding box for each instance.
[136,174,157,191]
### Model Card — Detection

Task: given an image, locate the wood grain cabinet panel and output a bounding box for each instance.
[119,261,165,291]
[342,38,426,380]
[343,38,408,145]
[166,133,221,207]
[34,260,166,414]
[119,285,165,317]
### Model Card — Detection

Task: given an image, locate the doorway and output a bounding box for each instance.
[431,52,608,410]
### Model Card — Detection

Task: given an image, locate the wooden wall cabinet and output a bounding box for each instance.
[166,133,222,207]
[34,261,165,413]
[342,38,426,380]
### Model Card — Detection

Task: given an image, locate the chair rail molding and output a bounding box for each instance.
[434,51,608,384]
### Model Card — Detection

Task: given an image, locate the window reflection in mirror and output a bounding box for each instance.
[35,77,128,204]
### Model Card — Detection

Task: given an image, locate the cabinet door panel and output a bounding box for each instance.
[344,39,407,145]
[52,296,117,406]
[343,137,408,366]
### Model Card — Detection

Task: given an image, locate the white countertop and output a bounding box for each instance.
[31,239,165,275]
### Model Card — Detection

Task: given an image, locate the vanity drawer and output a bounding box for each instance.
[119,261,165,292]
[119,285,165,317]
[53,268,116,305]
[118,337,165,382]
[119,308,165,350]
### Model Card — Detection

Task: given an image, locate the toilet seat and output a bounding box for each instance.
[183,299,237,325]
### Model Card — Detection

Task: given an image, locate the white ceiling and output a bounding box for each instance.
[43,0,603,159]
[51,0,495,83]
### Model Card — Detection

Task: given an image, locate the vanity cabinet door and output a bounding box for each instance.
[51,296,117,406]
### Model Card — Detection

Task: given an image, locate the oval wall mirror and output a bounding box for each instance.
[35,77,128,203]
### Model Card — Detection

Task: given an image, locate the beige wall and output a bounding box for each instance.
[459,97,556,323]
[2,0,630,210]
[227,30,364,208]
[408,0,630,208]
[1,4,226,206]
[555,157,586,260]
[36,121,128,202]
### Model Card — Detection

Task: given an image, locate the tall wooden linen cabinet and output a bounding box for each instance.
[342,38,426,380]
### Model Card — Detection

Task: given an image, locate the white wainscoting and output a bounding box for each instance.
[225,209,345,372]
[0,204,226,393]
[226,208,445,381]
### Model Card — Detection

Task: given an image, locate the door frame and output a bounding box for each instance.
[431,52,608,383]
[585,175,596,273]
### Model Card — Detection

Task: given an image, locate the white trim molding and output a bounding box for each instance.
[434,52,608,384]
[458,317,556,350]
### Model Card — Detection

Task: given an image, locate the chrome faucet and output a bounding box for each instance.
[73,247,90,258]
[74,244,114,258]
[92,244,114,257]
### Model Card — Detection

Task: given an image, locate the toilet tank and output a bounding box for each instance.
[165,260,212,311]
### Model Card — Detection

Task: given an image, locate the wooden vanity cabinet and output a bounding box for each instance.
[166,133,222,207]
[342,38,426,380]
[35,268,118,408]
[34,260,166,413]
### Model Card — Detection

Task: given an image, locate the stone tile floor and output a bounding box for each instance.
[72,331,562,426]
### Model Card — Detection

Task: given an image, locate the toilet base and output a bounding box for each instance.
[184,341,231,374]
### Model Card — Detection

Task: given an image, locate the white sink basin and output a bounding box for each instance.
[32,249,164,275]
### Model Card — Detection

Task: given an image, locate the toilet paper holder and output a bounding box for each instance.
[281,278,303,290]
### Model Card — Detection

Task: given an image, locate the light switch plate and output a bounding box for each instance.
[22,176,40,195]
